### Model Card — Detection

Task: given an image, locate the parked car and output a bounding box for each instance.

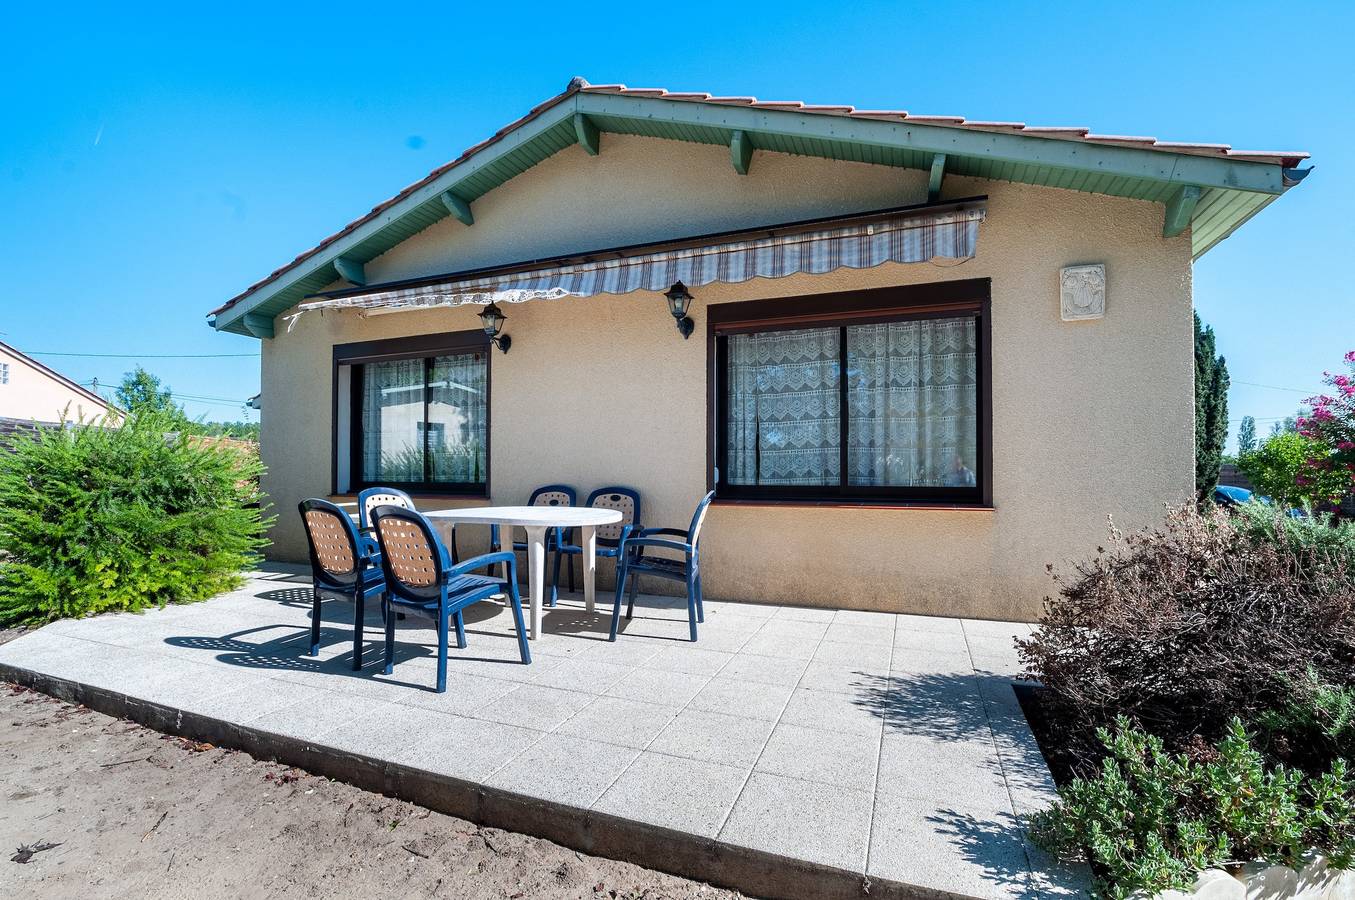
[1212,484,1305,517]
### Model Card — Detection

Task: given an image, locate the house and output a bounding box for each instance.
[207,78,1310,620]
[0,340,114,427]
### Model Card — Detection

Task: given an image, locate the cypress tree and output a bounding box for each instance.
[1194,313,1230,499]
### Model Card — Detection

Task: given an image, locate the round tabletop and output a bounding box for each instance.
[422,506,622,527]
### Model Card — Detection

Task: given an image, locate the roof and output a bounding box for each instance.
[0,341,114,411]
[210,77,1312,337]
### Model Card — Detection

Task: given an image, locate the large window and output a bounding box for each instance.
[711,280,990,504]
[334,331,490,495]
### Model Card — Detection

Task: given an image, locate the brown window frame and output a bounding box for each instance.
[331,329,492,497]
[707,278,993,507]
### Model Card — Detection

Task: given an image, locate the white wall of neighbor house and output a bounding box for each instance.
[259,133,1194,621]
[0,346,110,423]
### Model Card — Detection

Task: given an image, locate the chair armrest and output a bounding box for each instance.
[634,527,688,539]
[622,537,692,555]
[445,550,515,581]
[360,536,382,565]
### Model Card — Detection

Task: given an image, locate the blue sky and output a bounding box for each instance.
[2,2,1350,448]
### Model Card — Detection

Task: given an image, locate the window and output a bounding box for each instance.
[0,362,8,385]
[333,331,490,495]
[711,280,990,504]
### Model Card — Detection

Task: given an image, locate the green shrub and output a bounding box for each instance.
[1029,717,1355,899]
[1018,503,1355,769]
[0,412,272,625]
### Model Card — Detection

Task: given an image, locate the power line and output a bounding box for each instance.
[23,350,259,359]
[1233,380,1319,395]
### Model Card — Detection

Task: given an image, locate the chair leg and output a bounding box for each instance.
[685,573,699,642]
[568,553,576,593]
[352,591,365,671]
[695,572,705,623]
[454,611,467,649]
[383,604,395,676]
[610,564,628,642]
[309,590,322,657]
[507,582,532,664]
[626,572,639,619]
[550,549,562,607]
[436,614,449,693]
[449,525,460,565]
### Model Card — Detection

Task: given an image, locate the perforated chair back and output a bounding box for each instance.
[299,498,364,589]
[587,487,641,544]
[529,484,577,510]
[687,490,716,548]
[370,505,446,602]
[358,487,416,531]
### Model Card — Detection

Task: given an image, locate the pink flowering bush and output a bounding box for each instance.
[1297,351,1355,503]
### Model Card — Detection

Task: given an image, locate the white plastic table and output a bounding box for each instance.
[423,506,622,640]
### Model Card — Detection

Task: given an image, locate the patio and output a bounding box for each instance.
[0,568,1088,900]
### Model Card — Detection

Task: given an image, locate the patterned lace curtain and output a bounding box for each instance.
[726,327,840,485]
[847,318,978,487]
[428,352,487,484]
[362,358,425,482]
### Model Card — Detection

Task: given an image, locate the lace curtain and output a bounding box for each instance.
[361,353,487,485]
[726,327,841,485]
[847,319,978,487]
[725,317,978,488]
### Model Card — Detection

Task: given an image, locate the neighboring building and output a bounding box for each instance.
[0,340,114,424]
[207,78,1311,620]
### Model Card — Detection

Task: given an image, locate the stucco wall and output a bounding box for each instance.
[0,347,110,423]
[259,134,1194,621]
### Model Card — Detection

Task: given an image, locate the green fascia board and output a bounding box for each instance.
[927,153,946,202]
[212,91,1294,336]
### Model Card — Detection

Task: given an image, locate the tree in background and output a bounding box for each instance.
[115,367,186,424]
[1237,431,1348,508]
[1270,416,1299,438]
[1194,313,1230,499]
[1296,351,1355,503]
[112,367,256,440]
[1237,416,1258,455]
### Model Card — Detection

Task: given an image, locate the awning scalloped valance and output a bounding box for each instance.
[287,202,985,330]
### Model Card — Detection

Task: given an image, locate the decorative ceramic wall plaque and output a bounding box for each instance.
[1060,264,1106,321]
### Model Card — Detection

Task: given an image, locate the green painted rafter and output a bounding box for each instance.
[243,312,274,339]
[927,154,946,202]
[574,113,600,156]
[440,191,474,226]
[731,130,753,175]
[1163,185,1202,238]
[333,256,366,285]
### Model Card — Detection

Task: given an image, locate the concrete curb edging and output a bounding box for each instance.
[1,661,969,900]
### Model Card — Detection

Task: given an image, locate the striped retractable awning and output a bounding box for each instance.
[291,202,985,326]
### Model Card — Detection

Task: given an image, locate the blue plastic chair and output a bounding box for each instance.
[357,486,460,564]
[558,487,641,598]
[298,498,387,670]
[506,484,577,606]
[610,491,715,642]
[369,504,530,692]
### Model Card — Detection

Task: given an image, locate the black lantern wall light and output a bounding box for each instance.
[478,301,512,353]
[664,281,695,339]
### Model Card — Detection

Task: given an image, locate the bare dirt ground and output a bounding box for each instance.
[0,673,744,900]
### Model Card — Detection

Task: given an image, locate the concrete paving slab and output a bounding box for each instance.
[471,683,595,731]
[592,750,750,838]
[604,667,711,707]
[720,771,874,872]
[555,695,682,749]
[754,721,880,791]
[640,644,735,676]
[688,676,795,722]
[487,732,637,810]
[716,652,809,686]
[813,638,892,669]
[780,687,886,738]
[739,631,821,660]
[649,708,776,769]
[772,605,836,623]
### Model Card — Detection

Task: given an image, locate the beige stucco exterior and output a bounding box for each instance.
[258,133,1194,621]
[0,344,112,424]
